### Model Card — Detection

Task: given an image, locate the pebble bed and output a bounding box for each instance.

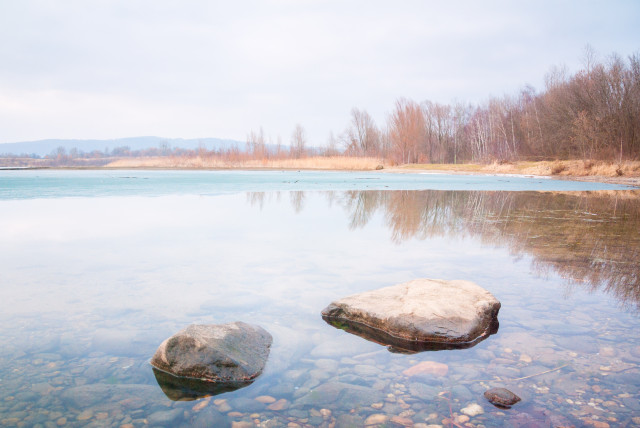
[1,308,639,428]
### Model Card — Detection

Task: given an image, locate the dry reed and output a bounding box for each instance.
[398,160,640,178]
[105,156,385,170]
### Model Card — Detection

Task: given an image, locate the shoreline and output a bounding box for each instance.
[2,161,640,188]
[383,166,640,188]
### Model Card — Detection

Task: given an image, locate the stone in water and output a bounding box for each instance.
[150,322,272,400]
[484,387,521,408]
[322,278,500,352]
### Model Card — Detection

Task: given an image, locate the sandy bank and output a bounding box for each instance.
[386,160,640,188]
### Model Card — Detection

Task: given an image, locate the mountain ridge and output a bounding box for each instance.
[0,136,246,156]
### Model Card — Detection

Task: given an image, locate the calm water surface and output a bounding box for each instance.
[1,170,639,427]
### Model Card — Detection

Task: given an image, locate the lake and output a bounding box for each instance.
[0,170,639,427]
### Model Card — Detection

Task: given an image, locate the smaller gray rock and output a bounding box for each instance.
[150,322,272,382]
[484,387,521,408]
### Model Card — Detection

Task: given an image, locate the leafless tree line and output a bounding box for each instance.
[334,48,640,163]
[240,49,640,164]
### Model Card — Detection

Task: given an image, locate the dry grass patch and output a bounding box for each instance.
[105,156,384,170]
[398,163,486,172]
[396,160,640,178]
[537,160,640,177]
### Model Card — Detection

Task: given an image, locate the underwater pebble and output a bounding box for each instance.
[456,415,470,423]
[217,401,232,412]
[402,361,448,377]
[76,410,93,421]
[599,347,616,357]
[461,403,484,417]
[582,419,610,428]
[192,400,209,411]
[267,399,289,411]
[519,354,532,363]
[364,414,388,425]
[231,422,253,428]
[390,415,413,426]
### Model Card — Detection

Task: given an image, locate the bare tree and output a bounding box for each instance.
[324,131,341,156]
[290,124,307,158]
[345,108,380,156]
[247,127,267,158]
[388,98,427,164]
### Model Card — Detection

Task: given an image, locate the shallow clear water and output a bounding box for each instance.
[1,171,639,427]
[0,169,634,200]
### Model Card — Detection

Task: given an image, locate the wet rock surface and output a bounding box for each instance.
[322,279,501,350]
[150,322,273,382]
[484,387,521,408]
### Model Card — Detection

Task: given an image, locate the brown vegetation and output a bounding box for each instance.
[105,155,385,170]
[392,160,640,181]
[352,49,640,164]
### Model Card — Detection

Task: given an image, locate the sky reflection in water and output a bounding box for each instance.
[0,177,639,427]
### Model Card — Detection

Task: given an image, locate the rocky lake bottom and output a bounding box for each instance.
[1,171,639,427]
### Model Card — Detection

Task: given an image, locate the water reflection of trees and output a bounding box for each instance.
[245,189,640,308]
[339,189,640,309]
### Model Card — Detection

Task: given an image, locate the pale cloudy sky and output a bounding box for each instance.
[0,1,638,146]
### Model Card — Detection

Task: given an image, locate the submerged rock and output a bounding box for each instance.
[321,279,500,352]
[461,403,485,416]
[150,322,272,400]
[484,387,521,408]
[402,361,448,377]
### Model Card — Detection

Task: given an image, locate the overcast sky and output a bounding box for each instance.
[0,1,638,146]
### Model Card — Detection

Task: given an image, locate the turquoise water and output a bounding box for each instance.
[0,171,639,427]
[0,169,633,200]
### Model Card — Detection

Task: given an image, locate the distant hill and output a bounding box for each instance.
[0,136,246,157]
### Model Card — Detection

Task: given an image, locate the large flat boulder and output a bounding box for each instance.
[321,279,500,352]
[150,322,272,388]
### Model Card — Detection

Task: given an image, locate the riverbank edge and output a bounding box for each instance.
[383,166,640,188]
[2,161,640,188]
